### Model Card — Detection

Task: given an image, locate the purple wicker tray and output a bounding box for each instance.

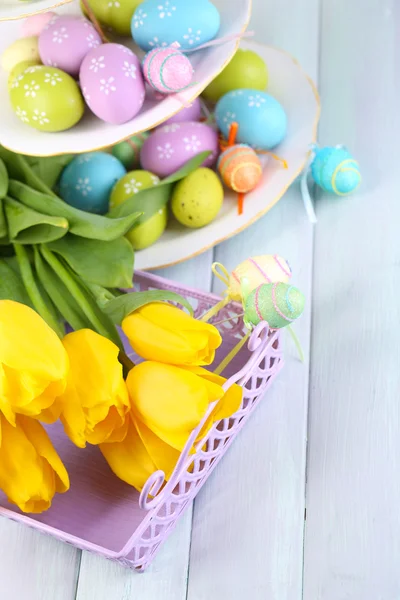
[0,270,284,572]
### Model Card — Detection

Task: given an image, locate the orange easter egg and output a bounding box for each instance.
[218,144,262,193]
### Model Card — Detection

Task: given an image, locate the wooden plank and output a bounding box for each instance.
[76,253,213,598]
[303,2,400,599]
[186,1,319,596]
[0,519,79,600]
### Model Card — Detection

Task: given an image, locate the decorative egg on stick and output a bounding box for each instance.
[142,45,194,95]
[300,144,361,223]
[243,282,305,330]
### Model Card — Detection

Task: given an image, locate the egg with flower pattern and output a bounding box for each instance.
[131,0,220,51]
[215,89,287,150]
[38,15,102,77]
[10,65,84,132]
[81,0,142,35]
[80,43,145,125]
[140,121,219,178]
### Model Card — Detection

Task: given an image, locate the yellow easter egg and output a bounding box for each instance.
[171,168,223,228]
[229,254,292,300]
[127,206,168,250]
[1,37,40,73]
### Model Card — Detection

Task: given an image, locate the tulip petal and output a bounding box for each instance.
[59,330,130,447]
[135,418,181,480]
[0,415,69,514]
[122,302,222,366]
[100,414,157,492]
[184,367,243,422]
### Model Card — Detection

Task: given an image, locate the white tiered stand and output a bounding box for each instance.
[0,0,397,599]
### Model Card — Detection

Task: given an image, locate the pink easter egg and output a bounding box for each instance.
[161,97,202,127]
[80,44,145,125]
[140,121,219,178]
[142,47,194,94]
[39,16,101,77]
[21,12,56,37]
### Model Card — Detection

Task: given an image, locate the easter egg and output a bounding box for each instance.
[81,0,142,36]
[38,16,101,77]
[10,66,84,132]
[111,132,150,170]
[131,0,220,51]
[203,49,268,103]
[59,152,126,214]
[80,44,145,125]
[228,254,292,301]
[140,121,219,178]
[109,169,160,209]
[161,96,202,126]
[218,144,262,193]
[8,59,41,91]
[244,282,305,329]
[215,89,287,150]
[1,37,40,73]
[171,167,223,228]
[142,46,193,93]
[311,146,361,195]
[109,170,165,249]
[21,12,56,37]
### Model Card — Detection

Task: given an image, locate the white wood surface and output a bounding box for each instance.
[1,0,394,599]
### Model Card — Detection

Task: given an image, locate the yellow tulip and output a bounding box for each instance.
[58,329,130,448]
[0,414,69,513]
[0,300,68,426]
[127,361,242,451]
[122,302,222,366]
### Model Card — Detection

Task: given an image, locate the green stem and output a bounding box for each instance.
[40,244,113,341]
[14,243,64,337]
[118,350,135,378]
[287,325,305,363]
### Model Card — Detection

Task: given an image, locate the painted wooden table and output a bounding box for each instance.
[1,0,397,598]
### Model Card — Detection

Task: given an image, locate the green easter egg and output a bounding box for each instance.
[8,59,41,92]
[10,66,84,132]
[203,49,268,103]
[111,132,150,170]
[80,0,142,35]
[126,206,167,250]
[171,168,223,228]
[1,36,40,73]
[245,282,305,329]
[110,169,165,250]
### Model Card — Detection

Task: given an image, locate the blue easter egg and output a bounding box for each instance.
[215,89,287,150]
[131,0,220,51]
[311,146,361,195]
[59,152,126,214]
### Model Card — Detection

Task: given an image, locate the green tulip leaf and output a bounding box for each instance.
[104,290,193,326]
[0,159,9,200]
[5,196,69,244]
[9,180,142,242]
[25,155,75,190]
[0,258,32,306]
[108,151,211,226]
[0,198,7,239]
[47,234,134,288]
[34,247,93,332]
[0,147,55,196]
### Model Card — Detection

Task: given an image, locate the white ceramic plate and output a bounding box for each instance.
[0,0,72,21]
[135,41,320,271]
[0,0,251,155]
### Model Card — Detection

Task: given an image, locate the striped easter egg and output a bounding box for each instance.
[311,146,361,195]
[142,47,194,94]
[228,254,292,301]
[218,144,262,193]
[244,282,305,329]
[111,132,150,169]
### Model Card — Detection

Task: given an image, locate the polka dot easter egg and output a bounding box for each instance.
[228,254,292,301]
[216,89,287,150]
[80,44,145,125]
[161,96,202,126]
[244,282,305,330]
[140,121,219,178]
[131,0,220,51]
[59,152,126,214]
[10,65,84,132]
[80,0,142,36]
[38,16,101,77]
[111,132,150,170]
[171,167,223,228]
[142,46,194,93]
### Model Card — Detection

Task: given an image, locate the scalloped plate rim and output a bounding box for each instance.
[0,0,73,21]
